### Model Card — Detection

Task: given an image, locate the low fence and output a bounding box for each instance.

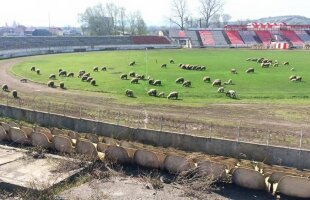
[0,102,309,170]
[0,92,309,151]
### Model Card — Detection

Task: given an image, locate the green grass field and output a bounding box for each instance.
[11,49,310,106]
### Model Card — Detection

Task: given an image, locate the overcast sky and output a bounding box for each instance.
[0,0,309,27]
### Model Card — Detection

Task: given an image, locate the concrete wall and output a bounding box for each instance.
[0,44,181,59]
[0,104,309,170]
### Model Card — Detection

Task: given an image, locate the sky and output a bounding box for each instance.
[0,0,309,27]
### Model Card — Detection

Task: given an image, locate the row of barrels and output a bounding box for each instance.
[0,120,310,199]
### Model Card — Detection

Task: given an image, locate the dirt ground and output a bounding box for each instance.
[1,57,310,149]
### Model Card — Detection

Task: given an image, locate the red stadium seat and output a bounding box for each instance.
[199,30,215,46]
[132,36,171,45]
[255,31,272,45]
[225,30,244,45]
[281,31,304,46]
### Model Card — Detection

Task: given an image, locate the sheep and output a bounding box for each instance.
[59,82,65,89]
[2,84,8,92]
[257,58,264,63]
[101,67,107,71]
[58,69,63,73]
[192,66,198,70]
[136,74,145,80]
[284,61,290,66]
[148,79,154,85]
[217,87,225,93]
[85,73,90,77]
[30,66,36,71]
[181,65,187,70]
[224,79,232,85]
[129,72,136,77]
[203,76,211,83]
[120,74,128,80]
[153,80,162,86]
[36,69,40,75]
[273,63,279,67]
[231,69,237,74]
[147,89,157,97]
[167,92,178,100]
[226,90,237,99]
[158,92,165,98]
[261,63,271,68]
[212,79,221,87]
[125,89,134,97]
[176,77,184,84]
[182,81,191,87]
[68,72,74,77]
[78,70,85,78]
[81,76,88,81]
[12,90,18,98]
[178,63,183,67]
[47,81,54,88]
[87,77,93,82]
[129,61,136,66]
[170,59,175,64]
[20,79,28,83]
[246,58,252,61]
[59,70,67,77]
[246,68,255,73]
[93,66,99,72]
[296,76,302,82]
[91,79,96,86]
[131,78,139,84]
[147,76,151,80]
[289,75,297,81]
[195,66,201,70]
[49,74,56,79]
[201,66,206,71]
[161,64,167,68]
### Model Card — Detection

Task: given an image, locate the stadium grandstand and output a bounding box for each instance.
[169,23,310,49]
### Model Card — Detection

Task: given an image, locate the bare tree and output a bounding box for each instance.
[128,11,147,35]
[222,14,231,26]
[199,0,224,28]
[169,0,188,30]
[119,7,127,34]
[106,3,119,34]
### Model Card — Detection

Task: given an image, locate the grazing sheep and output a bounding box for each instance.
[218,87,225,93]
[291,78,297,82]
[47,81,54,88]
[284,61,290,66]
[78,70,85,78]
[120,74,128,80]
[147,76,151,80]
[178,63,183,67]
[136,74,145,80]
[129,61,136,66]
[246,58,251,61]
[167,92,178,100]
[68,72,74,77]
[12,90,18,98]
[201,66,206,71]
[93,67,99,72]
[147,89,157,97]
[81,75,88,81]
[125,89,134,97]
[31,66,36,71]
[153,80,162,86]
[87,77,93,82]
[203,76,211,83]
[170,59,175,64]
[2,84,8,92]
[129,72,136,77]
[273,63,279,67]
[101,67,107,71]
[131,78,139,84]
[196,66,201,70]
[246,68,255,73]
[161,64,167,68]
[148,79,154,85]
[257,58,264,63]
[212,79,221,87]
[59,71,67,77]
[289,75,297,81]
[91,79,96,86]
[181,65,187,70]
[192,66,198,70]
[59,82,65,89]
[36,69,40,75]
[296,76,302,82]
[49,74,56,79]
[224,79,232,85]
[58,69,63,73]
[158,92,165,98]
[176,77,184,84]
[226,90,237,99]
[182,81,191,87]
[20,79,27,83]
[231,69,237,74]
[261,63,271,68]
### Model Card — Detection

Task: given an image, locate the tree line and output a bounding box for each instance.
[79,0,227,35]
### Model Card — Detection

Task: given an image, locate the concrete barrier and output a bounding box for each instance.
[0,104,309,170]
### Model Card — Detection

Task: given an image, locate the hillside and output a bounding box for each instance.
[253,15,310,24]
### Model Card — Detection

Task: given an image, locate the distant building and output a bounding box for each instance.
[49,27,63,36]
